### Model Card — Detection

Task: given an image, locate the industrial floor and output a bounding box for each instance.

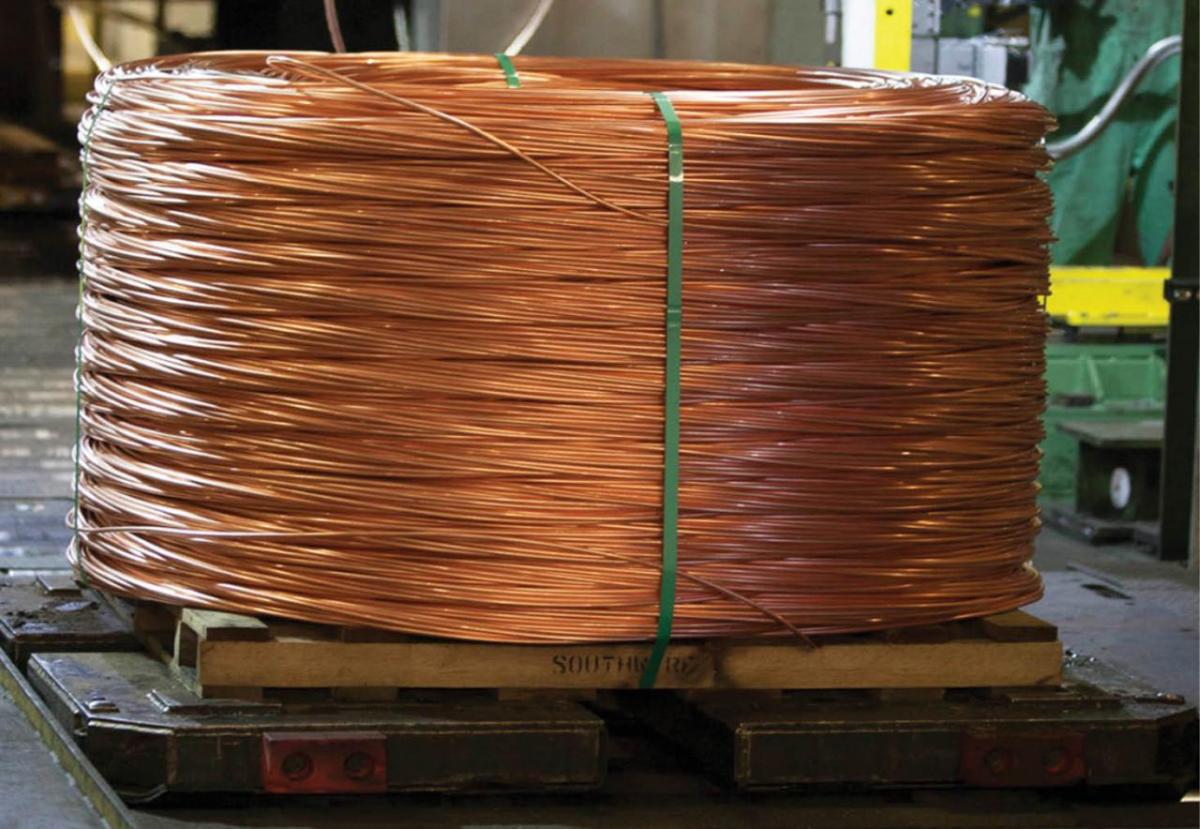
[1,272,1197,828]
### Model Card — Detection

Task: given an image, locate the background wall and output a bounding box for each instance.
[443,0,826,64]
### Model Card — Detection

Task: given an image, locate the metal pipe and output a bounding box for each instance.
[64,3,112,72]
[1046,34,1183,161]
[504,0,555,57]
[823,0,842,56]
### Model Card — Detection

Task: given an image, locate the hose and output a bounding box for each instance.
[1046,34,1183,161]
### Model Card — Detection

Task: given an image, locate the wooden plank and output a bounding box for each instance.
[195,637,1062,692]
[979,610,1058,642]
[180,608,269,642]
[98,593,174,636]
[133,604,177,637]
[340,626,416,643]
[883,624,951,644]
[716,641,1060,689]
[174,622,197,669]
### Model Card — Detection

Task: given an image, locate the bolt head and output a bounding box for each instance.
[985,748,1012,775]
[1043,747,1070,774]
[281,751,312,781]
[343,751,375,781]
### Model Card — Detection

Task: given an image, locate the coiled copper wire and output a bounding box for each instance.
[70,51,1055,643]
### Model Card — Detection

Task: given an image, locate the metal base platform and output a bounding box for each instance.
[620,659,1196,792]
[1,577,1196,810]
[27,650,605,800]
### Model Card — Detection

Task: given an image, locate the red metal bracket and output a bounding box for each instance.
[960,729,1086,788]
[261,731,387,794]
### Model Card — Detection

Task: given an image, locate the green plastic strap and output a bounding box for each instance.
[72,83,117,545]
[495,53,521,88]
[639,91,683,689]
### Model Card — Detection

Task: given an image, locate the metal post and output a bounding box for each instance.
[408,0,443,52]
[1159,0,1198,562]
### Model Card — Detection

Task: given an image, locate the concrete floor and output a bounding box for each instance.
[1,273,1197,827]
[0,686,106,829]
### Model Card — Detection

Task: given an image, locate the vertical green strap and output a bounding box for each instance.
[640,91,683,689]
[494,53,521,88]
[73,83,116,550]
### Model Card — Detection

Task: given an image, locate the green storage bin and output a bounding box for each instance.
[1040,343,1166,502]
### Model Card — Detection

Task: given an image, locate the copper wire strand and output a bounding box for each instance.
[322,0,346,53]
[265,55,659,223]
[72,51,1054,642]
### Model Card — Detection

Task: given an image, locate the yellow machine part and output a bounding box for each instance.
[874,1,913,71]
[1046,266,1170,328]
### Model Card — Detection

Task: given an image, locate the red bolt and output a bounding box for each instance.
[1043,747,1070,775]
[984,748,1012,776]
[343,751,375,781]
[280,751,313,781]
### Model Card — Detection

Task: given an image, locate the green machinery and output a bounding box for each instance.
[1040,267,1170,541]
[1041,340,1165,504]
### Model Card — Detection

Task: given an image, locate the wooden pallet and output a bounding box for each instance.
[101,594,1063,700]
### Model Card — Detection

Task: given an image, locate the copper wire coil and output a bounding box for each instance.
[71,51,1054,643]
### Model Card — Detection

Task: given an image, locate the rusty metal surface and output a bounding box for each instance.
[620,660,1197,793]
[26,650,605,799]
[260,731,388,794]
[959,729,1087,788]
[1,574,1194,802]
[0,577,139,667]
